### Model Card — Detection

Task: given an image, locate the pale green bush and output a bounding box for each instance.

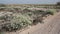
[12,13,32,25]
[0,13,32,31]
[46,9,56,15]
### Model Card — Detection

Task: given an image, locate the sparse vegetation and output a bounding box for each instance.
[0,4,58,32]
[0,13,32,31]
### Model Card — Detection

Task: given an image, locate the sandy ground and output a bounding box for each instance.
[3,11,60,34]
[30,12,60,34]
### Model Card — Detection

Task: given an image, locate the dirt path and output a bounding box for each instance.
[30,12,60,34]
[3,11,60,34]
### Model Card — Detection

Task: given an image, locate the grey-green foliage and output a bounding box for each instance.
[32,10,44,14]
[12,13,32,25]
[0,15,13,21]
[0,13,32,31]
[2,23,22,31]
[46,9,56,15]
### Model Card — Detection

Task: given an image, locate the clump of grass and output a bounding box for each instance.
[46,9,56,15]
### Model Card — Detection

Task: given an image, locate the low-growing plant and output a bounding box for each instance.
[2,23,22,31]
[23,8,31,12]
[12,13,32,25]
[1,13,33,31]
[32,16,44,25]
[46,9,56,15]
[32,10,44,14]
[0,14,13,21]
[24,12,33,17]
